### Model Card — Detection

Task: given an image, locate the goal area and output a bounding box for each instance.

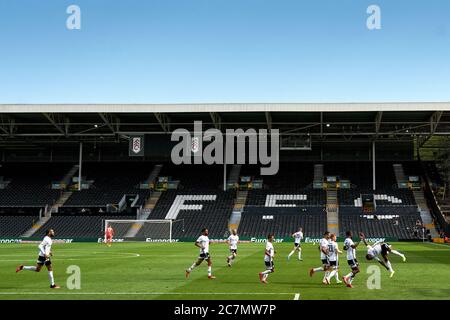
[103,219,184,242]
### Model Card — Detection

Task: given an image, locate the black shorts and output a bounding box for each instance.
[347,259,359,269]
[381,243,391,256]
[230,249,237,254]
[198,252,211,261]
[321,258,330,265]
[329,260,338,267]
[37,256,51,266]
[294,242,301,248]
[264,260,274,270]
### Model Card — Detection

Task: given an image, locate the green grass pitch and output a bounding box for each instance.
[0,241,449,300]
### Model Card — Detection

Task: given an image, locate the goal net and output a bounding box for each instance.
[103,219,184,242]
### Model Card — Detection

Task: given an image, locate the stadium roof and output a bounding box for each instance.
[1,102,450,113]
[0,103,449,146]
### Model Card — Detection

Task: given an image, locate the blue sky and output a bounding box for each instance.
[0,0,449,103]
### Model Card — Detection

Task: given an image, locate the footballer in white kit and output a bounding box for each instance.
[186,228,216,279]
[226,229,239,267]
[360,232,406,278]
[259,234,275,284]
[342,230,361,288]
[287,227,304,261]
[325,233,343,284]
[309,231,332,284]
[16,229,60,289]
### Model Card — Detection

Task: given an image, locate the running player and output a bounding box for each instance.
[325,233,342,284]
[259,233,276,284]
[287,227,303,261]
[105,224,114,247]
[16,229,60,289]
[226,229,239,267]
[342,230,361,288]
[360,232,406,277]
[309,231,331,284]
[186,228,216,279]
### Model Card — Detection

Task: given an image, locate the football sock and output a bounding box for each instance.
[23,266,37,271]
[386,261,394,272]
[188,263,197,271]
[288,250,295,259]
[313,267,324,272]
[391,250,404,259]
[261,270,272,275]
[374,257,389,270]
[334,270,340,281]
[298,249,302,259]
[48,271,55,286]
[207,266,212,276]
[328,270,336,280]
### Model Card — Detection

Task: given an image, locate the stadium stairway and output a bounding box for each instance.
[227,165,242,188]
[61,165,79,186]
[326,188,339,235]
[413,190,440,237]
[50,191,73,214]
[144,191,162,209]
[122,190,162,238]
[123,208,153,238]
[21,216,51,237]
[145,164,163,185]
[229,190,247,231]
[438,199,450,223]
[313,164,324,184]
[393,163,408,187]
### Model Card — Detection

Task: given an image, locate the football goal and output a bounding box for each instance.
[103,219,184,242]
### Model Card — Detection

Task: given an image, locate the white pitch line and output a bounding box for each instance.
[424,242,450,249]
[293,293,300,300]
[0,292,296,296]
[0,252,140,262]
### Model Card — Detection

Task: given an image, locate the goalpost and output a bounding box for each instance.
[103,219,184,242]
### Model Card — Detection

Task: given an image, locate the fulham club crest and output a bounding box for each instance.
[132,137,142,154]
[191,137,200,154]
[129,135,144,156]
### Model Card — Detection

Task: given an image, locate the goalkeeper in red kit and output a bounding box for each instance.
[105,225,114,247]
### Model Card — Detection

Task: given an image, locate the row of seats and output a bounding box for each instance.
[353,194,403,206]
[0,216,38,237]
[240,163,314,191]
[0,161,423,208]
[64,163,153,207]
[339,189,416,206]
[339,214,421,239]
[247,190,326,207]
[0,161,438,240]
[339,206,419,215]
[34,216,135,238]
[243,206,326,215]
[0,163,69,207]
[238,213,327,238]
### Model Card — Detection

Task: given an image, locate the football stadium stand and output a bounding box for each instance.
[0,160,436,240]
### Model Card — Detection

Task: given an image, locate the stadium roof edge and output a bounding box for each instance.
[1,102,450,113]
